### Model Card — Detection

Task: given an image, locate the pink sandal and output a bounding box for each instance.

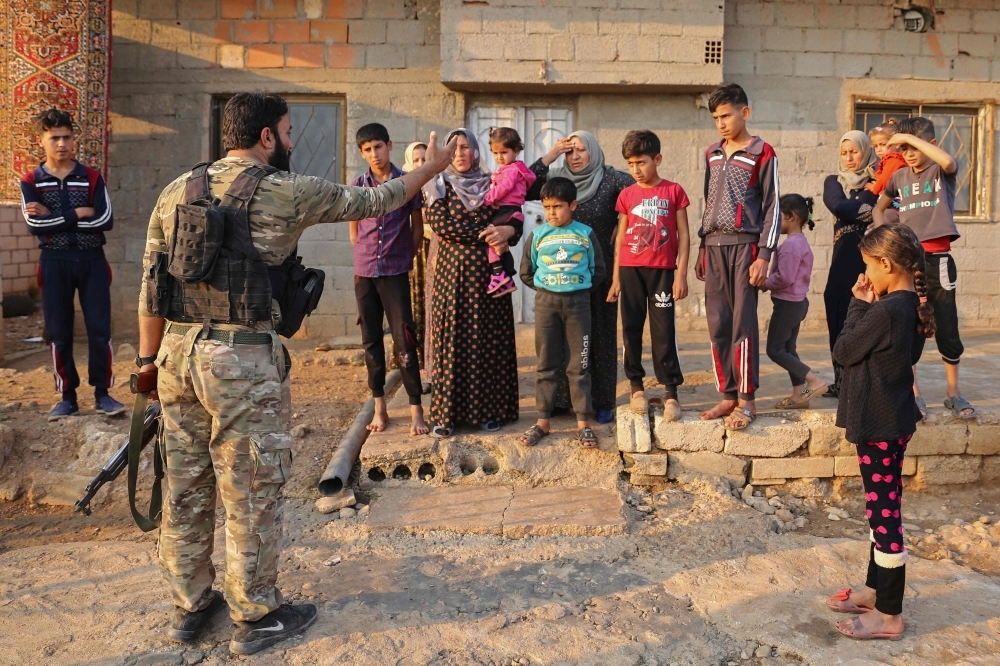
[491,280,517,298]
[836,615,904,641]
[487,272,511,294]
[826,588,874,614]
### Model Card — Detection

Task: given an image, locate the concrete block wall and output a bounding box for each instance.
[104,0,460,338]
[0,205,40,297]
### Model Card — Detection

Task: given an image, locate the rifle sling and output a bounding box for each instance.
[127,391,163,532]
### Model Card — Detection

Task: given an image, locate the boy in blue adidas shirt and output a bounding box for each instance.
[519,177,606,448]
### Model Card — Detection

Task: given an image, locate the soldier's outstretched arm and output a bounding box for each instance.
[296,132,458,227]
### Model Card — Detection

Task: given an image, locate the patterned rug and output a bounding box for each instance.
[0,0,111,201]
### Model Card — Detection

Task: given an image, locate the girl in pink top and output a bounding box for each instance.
[482,127,537,297]
[764,194,829,408]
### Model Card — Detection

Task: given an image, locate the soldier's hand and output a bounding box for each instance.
[425,131,459,174]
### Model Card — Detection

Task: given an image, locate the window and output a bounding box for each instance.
[704,40,723,65]
[854,101,991,218]
[211,95,346,183]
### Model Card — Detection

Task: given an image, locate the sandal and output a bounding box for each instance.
[519,424,548,447]
[826,588,874,614]
[724,407,755,431]
[578,426,598,448]
[835,615,904,641]
[914,396,927,421]
[943,395,976,420]
[431,424,454,439]
[480,419,502,432]
[787,383,826,408]
[663,397,681,422]
[774,396,798,409]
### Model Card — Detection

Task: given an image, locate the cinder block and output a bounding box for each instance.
[624,453,667,477]
[915,455,982,485]
[405,44,438,68]
[617,406,651,454]
[723,418,809,458]
[755,51,795,76]
[503,34,547,61]
[958,33,997,59]
[795,52,834,78]
[548,35,574,61]
[763,27,805,52]
[835,54,873,78]
[803,28,842,53]
[653,413,724,453]
[907,424,967,456]
[843,29,883,55]
[219,44,245,67]
[573,35,617,62]
[953,57,991,82]
[752,457,834,480]
[667,451,748,484]
[967,424,1000,455]
[349,20,387,44]
[327,44,364,68]
[366,44,404,68]
[911,56,951,83]
[386,19,426,45]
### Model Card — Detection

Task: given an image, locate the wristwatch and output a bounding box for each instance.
[135,354,157,368]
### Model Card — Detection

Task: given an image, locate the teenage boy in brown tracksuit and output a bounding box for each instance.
[694,83,780,430]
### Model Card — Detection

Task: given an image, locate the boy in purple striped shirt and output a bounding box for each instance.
[350,123,427,435]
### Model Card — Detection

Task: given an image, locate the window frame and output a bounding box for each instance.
[210,94,348,184]
[851,96,994,222]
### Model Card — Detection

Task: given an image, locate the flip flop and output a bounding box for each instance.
[577,426,598,448]
[724,407,755,431]
[431,424,453,439]
[943,396,976,420]
[914,396,927,421]
[826,588,875,614]
[774,396,798,409]
[835,615,904,641]
[787,383,826,408]
[520,425,548,447]
[480,419,502,432]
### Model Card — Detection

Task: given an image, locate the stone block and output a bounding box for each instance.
[503,486,626,538]
[834,455,860,477]
[667,451,748,484]
[28,471,97,507]
[903,457,916,476]
[915,455,982,485]
[654,413,724,453]
[0,423,13,470]
[723,418,809,458]
[617,406,651,453]
[624,452,667,477]
[967,424,1000,455]
[807,424,852,457]
[907,424,967,456]
[752,457,834,480]
[981,456,1000,482]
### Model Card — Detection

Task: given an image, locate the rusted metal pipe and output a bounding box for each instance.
[317,369,401,496]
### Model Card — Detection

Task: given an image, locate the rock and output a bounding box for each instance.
[323,557,342,566]
[979,515,991,524]
[358,504,370,517]
[723,418,809,457]
[290,424,310,438]
[533,603,566,620]
[828,506,850,519]
[668,451,748,485]
[807,422,853,457]
[624,452,667,476]
[902,522,920,531]
[25,401,38,410]
[115,342,137,363]
[907,424,968,456]
[767,497,782,507]
[28,471,99,507]
[617,407,652,453]
[747,497,776,515]
[71,423,128,476]
[916,455,982,485]
[182,649,205,666]
[765,487,778,499]
[793,516,809,528]
[334,355,349,366]
[755,645,772,658]
[315,490,356,514]
[0,478,22,501]
[340,507,357,520]
[653,413,725,452]
[315,342,332,352]
[479,614,507,632]
[967,424,1000,455]
[349,351,366,366]
[0,423,13,471]
[740,648,752,660]
[358,479,375,491]
[766,517,782,533]
[752,457,834,480]
[775,509,794,522]
[636,504,653,513]
[827,513,841,521]
[0,401,20,413]
[741,484,754,501]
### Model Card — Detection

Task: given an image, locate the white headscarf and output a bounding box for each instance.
[548,130,606,204]
[837,130,878,196]
[402,141,426,173]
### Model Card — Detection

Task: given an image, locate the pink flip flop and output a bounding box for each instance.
[836,615,904,641]
[826,588,874,614]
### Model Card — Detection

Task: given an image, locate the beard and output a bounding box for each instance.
[268,131,292,172]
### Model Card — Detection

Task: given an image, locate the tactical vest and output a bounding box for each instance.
[146,162,276,326]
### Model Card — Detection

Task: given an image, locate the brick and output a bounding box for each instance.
[795,52,834,78]
[982,456,1000,483]
[185,20,232,44]
[177,42,216,67]
[807,424,853,457]
[221,0,255,19]
[624,452,668,477]
[179,0,217,19]
[836,54,873,78]
[967,424,1000,455]
[908,423,968,455]
[286,43,323,67]
[915,455,982,485]
[219,44,246,67]
[903,457,916,476]
[113,19,153,43]
[10,249,27,264]
[18,263,34,277]
[386,19,425,45]
[667,451,748,484]
[259,0,297,19]
[834,455,861,477]
[247,43,284,67]
[617,406,651,454]
[151,22,191,45]
[273,20,310,43]
[234,20,270,43]
[752,457,834,480]
[326,44,364,68]
[138,0,177,19]
[723,418,809,458]
[310,19,348,43]
[325,0,361,19]
[366,44,404,68]
[349,20,386,44]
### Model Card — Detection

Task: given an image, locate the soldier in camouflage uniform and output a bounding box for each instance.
[137,93,454,655]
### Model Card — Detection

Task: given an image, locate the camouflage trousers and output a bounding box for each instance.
[154,324,291,622]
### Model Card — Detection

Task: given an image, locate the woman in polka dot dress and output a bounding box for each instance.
[422,129,521,436]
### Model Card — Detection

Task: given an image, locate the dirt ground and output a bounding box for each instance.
[1,331,999,666]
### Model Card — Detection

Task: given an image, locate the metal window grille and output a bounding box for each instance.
[704,41,723,65]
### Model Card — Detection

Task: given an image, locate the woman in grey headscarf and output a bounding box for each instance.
[526,130,634,423]
[421,129,521,437]
[822,130,879,397]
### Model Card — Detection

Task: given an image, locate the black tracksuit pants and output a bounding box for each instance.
[766,296,811,387]
[534,290,592,420]
[913,252,963,365]
[619,266,683,392]
[355,273,423,405]
[39,250,114,399]
[705,243,760,400]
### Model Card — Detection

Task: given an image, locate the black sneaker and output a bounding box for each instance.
[167,590,225,643]
[230,603,317,656]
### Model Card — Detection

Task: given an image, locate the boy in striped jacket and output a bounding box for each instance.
[19,108,123,421]
[694,84,780,430]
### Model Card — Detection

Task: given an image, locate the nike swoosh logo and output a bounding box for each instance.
[256,621,284,633]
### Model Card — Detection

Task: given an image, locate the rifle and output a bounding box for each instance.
[74,401,162,516]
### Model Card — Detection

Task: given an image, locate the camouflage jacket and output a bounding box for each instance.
[139,156,408,320]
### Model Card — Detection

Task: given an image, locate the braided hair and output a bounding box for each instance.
[779,193,814,230]
[858,224,936,338]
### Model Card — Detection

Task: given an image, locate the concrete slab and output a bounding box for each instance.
[663,539,1000,666]
[366,486,512,535]
[503,486,626,538]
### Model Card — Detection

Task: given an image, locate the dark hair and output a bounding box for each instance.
[896,116,935,141]
[622,129,661,159]
[858,224,936,338]
[356,122,391,149]
[488,127,523,152]
[540,177,577,204]
[708,83,749,113]
[779,194,814,230]
[222,93,289,151]
[36,108,74,135]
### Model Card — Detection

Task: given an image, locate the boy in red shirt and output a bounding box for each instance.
[608,130,690,422]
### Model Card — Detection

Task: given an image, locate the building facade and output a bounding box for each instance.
[2,0,998,337]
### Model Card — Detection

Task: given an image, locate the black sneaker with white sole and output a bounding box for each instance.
[167,590,225,643]
[229,603,317,655]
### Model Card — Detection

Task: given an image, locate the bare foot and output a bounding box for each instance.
[700,399,737,421]
[836,609,904,637]
[410,405,429,436]
[367,398,389,432]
